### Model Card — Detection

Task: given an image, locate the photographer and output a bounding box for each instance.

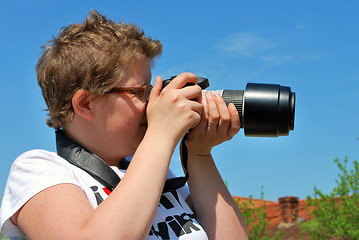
[0,10,248,239]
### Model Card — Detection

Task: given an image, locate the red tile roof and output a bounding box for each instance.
[233,196,315,228]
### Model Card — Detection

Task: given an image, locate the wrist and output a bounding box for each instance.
[185,152,215,176]
[144,126,179,152]
[184,140,213,157]
[187,151,212,158]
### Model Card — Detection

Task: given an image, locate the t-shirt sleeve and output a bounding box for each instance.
[0,150,82,237]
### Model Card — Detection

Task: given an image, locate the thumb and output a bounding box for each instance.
[149,76,163,102]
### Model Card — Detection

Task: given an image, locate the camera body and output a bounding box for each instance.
[163,76,296,137]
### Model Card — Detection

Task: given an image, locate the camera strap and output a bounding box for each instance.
[55,130,189,193]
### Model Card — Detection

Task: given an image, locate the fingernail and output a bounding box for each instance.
[214,92,221,99]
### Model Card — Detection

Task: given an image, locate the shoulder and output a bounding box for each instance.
[6,149,87,194]
[11,149,61,169]
[4,149,82,198]
[11,149,74,174]
[1,149,82,237]
[14,149,60,163]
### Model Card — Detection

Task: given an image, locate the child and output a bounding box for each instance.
[0,10,248,239]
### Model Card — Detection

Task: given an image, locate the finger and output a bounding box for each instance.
[166,73,198,89]
[161,73,202,103]
[214,93,231,135]
[188,100,206,134]
[148,76,162,102]
[178,84,202,102]
[202,95,209,122]
[196,97,209,132]
[206,91,219,128]
[227,103,241,138]
[188,101,203,129]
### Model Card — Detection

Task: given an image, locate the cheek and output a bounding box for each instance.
[107,99,147,130]
[92,97,125,132]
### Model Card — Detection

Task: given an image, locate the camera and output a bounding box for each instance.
[163,76,296,137]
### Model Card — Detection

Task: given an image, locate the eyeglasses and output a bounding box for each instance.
[106,84,153,102]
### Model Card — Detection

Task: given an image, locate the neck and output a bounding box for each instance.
[61,126,124,167]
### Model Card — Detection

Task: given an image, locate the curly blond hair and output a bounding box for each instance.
[37,10,162,129]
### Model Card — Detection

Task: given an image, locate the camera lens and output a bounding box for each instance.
[221,83,295,137]
[162,76,296,137]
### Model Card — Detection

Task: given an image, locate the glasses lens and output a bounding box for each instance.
[145,85,153,101]
[107,85,152,101]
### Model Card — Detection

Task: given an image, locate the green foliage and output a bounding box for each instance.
[301,157,359,240]
[0,232,9,240]
[235,187,282,240]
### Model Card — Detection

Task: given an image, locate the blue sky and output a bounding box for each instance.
[1,0,358,201]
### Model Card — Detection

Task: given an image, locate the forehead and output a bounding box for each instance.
[118,60,152,87]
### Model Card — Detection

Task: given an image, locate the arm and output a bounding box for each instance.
[184,91,248,239]
[14,73,203,240]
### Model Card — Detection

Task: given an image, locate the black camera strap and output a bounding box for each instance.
[55,130,189,193]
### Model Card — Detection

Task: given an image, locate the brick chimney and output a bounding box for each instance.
[278,196,299,223]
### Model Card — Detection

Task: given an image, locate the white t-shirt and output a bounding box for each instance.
[0,150,208,240]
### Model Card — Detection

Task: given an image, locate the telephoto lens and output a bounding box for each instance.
[162,77,296,137]
[217,83,295,137]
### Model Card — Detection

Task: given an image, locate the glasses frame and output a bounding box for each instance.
[106,84,153,102]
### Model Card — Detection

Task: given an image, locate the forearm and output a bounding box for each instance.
[82,130,177,239]
[187,154,248,240]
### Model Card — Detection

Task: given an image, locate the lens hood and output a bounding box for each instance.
[242,83,295,137]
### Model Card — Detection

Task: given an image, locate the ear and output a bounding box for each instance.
[72,90,95,121]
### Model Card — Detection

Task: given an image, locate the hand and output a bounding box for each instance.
[185,91,241,156]
[146,73,203,144]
